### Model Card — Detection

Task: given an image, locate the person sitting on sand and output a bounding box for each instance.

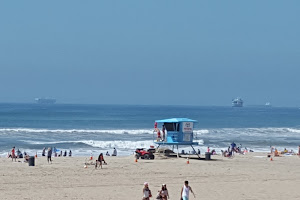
[143,182,152,200]
[274,148,279,156]
[211,149,216,155]
[159,184,169,200]
[63,150,67,157]
[24,154,30,163]
[106,151,110,156]
[283,148,288,153]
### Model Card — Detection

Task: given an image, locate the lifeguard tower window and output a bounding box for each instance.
[164,123,180,131]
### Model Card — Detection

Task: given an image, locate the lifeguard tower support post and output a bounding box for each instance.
[154,118,199,158]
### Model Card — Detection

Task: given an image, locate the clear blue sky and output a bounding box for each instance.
[0,1,299,106]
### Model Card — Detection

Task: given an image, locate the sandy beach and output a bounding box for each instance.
[0,153,299,200]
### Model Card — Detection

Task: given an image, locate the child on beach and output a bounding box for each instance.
[143,182,152,200]
[181,181,195,200]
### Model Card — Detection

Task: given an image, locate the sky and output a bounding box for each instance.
[0,1,299,106]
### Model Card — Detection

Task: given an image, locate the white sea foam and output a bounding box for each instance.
[0,128,154,135]
[286,128,300,133]
[21,139,156,149]
[0,128,212,136]
[194,129,209,135]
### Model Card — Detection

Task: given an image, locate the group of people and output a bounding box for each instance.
[9,147,30,162]
[270,146,299,156]
[181,149,201,155]
[42,147,72,157]
[221,142,251,157]
[94,148,118,169]
[142,181,195,200]
[44,147,72,164]
[105,147,117,156]
[155,123,166,142]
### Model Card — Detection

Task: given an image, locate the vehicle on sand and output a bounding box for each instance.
[135,148,155,159]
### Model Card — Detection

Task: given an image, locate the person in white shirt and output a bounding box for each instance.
[181,181,195,200]
[143,182,152,200]
[112,148,117,156]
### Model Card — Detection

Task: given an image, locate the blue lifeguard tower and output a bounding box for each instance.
[153,118,200,158]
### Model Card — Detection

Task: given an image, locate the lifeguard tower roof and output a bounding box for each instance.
[155,118,197,123]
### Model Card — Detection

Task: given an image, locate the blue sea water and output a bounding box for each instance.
[0,103,300,156]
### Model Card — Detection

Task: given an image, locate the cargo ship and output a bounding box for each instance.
[35,98,56,104]
[232,98,243,107]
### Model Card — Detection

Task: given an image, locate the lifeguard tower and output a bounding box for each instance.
[153,118,200,158]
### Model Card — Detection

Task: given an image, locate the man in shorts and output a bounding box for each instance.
[181,180,195,200]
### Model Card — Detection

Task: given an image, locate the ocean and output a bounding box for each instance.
[0,103,300,157]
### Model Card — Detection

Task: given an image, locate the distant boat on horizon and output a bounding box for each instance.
[232,98,243,107]
[265,102,272,107]
[35,98,56,104]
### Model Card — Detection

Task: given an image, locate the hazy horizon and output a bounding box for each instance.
[1,1,299,107]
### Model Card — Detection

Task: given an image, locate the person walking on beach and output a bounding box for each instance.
[142,182,152,200]
[11,147,16,162]
[47,147,52,164]
[181,181,195,200]
[159,184,169,200]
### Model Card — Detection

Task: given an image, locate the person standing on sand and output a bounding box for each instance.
[181,181,195,200]
[47,147,52,164]
[143,182,152,200]
[112,147,117,156]
[11,147,16,162]
[42,147,46,156]
[298,145,300,157]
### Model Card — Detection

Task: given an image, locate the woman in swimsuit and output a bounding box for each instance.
[159,184,169,200]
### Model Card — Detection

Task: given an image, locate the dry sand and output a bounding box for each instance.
[0,153,300,200]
